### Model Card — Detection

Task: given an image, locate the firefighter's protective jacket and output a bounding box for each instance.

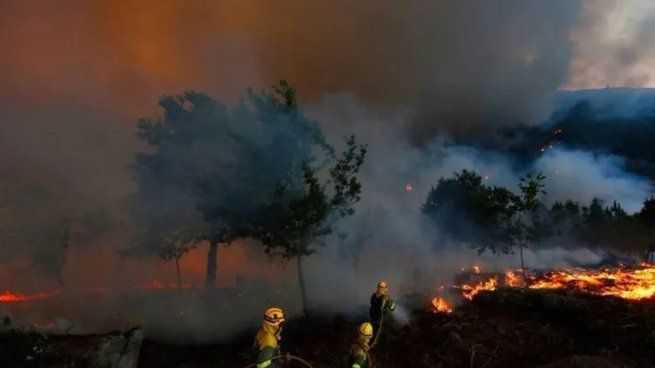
[348,339,370,368]
[369,292,396,320]
[253,324,281,368]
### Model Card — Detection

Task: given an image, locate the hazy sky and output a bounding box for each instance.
[1,0,654,113]
[566,0,655,89]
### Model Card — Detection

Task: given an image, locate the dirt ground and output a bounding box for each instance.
[2,288,655,367]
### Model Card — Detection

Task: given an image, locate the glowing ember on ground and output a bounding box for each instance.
[431,297,453,313]
[405,182,414,191]
[132,280,197,290]
[33,322,56,330]
[0,280,203,304]
[0,290,61,303]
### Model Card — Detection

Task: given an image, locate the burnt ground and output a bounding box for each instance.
[3,288,655,367]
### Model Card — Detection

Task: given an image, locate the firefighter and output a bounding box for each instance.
[348,322,373,368]
[369,280,396,336]
[253,307,285,368]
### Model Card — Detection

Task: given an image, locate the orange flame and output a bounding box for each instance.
[454,264,655,301]
[460,277,498,300]
[431,297,453,313]
[0,290,61,303]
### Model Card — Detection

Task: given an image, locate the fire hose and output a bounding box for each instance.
[239,353,314,368]
[369,313,384,349]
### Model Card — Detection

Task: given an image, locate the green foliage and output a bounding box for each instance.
[502,173,548,256]
[255,136,367,259]
[425,167,655,257]
[126,80,330,261]
[422,169,517,252]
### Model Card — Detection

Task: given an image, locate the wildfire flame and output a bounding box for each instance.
[0,290,61,303]
[431,297,453,313]
[0,280,202,304]
[519,266,655,300]
[459,264,655,302]
[460,277,498,301]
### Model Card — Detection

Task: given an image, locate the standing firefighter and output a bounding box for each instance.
[369,281,396,341]
[348,322,374,368]
[253,307,285,368]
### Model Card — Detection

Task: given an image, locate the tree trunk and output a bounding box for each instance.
[519,243,527,286]
[57,271,66,290]
[205,241,218,289]
[296,255,309,317]
[175,257,182,293]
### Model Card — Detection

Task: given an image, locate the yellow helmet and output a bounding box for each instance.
[263,307,285,327]
[358,322,374,337]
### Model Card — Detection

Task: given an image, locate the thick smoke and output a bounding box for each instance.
[1,0,654,341]
[298,93,653,317]
[566,0,655,89]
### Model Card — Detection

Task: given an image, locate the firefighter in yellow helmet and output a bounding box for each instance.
[348,322,373,368]
[253,307,285,368]
[369,281,395,336]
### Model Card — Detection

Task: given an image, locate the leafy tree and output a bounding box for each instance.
[126,80,331,288]
[254,137,367,316]
[636,197,655,257]
[506,173,547,279]
[422,169,517,252]
[0,185,113,288]
[159,229,203,292]
[550,200,582,235]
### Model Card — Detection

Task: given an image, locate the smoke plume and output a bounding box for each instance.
[1,0,655,341]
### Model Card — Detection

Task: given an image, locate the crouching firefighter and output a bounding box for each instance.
[253,307,285,368]
[348,322,374,368]
[369,281,396,346]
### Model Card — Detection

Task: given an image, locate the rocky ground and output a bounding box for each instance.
[2,288,655,367]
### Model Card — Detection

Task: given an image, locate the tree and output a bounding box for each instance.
[507,173,547,279]
[254,137,367,316]
[159,229,203,292]
[0,185,113,288]
[422,169,517,252]
[636,197,655,257]
[126,80,331,288]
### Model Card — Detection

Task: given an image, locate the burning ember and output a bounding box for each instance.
[431,297,453,313]
[0,279,202,304]
[0,290,61,303]
[405,182,414,192]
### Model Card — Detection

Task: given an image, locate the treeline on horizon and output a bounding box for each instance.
[424,169,655,259]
